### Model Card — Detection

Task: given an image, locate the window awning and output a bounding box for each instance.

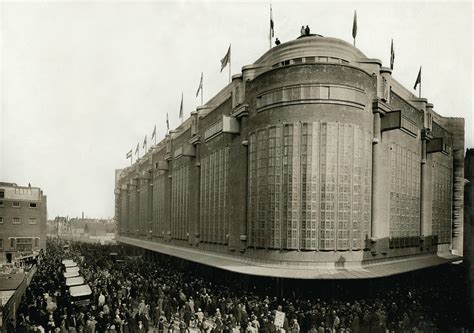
[69,284,92,297]
[66,276,85,287]
[64,271,80,278]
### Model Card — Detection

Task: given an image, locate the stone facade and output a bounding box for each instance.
[0,182,47,264]
[115,35,464,278]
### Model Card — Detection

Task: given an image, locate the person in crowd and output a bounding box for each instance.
[15,240,469,333]
[289,318,300,333]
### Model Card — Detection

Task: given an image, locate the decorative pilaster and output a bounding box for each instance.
[371,100,392,242]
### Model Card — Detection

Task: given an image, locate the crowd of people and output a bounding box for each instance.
[12,240,467,333]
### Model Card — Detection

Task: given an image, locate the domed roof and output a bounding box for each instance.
[253,35,368,67]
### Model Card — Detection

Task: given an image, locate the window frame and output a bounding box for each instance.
[12,201,21,208]
[12,217,21,224]
[29,202,38,208]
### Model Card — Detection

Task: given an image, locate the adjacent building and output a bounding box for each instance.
[464,149,474,322]
[0,182,47,264]
[115,34,465,279]
[53,216,116,244]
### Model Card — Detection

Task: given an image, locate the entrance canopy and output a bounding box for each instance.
[118,236,462,279]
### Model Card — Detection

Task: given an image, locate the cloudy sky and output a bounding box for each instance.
[0,1,472,219]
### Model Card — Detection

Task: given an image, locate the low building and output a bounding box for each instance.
[0,182,47,264]
[0,266,37,332]
[57,217,116,244]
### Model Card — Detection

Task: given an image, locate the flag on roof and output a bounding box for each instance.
[413,66,422,90]
[352,10,357,39]
[270,5,274,38]
[179,92,183,119]
[390,39,395,70]
[196,72,203,97]
[220,45,231,72]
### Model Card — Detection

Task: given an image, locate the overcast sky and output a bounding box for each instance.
[0,1,472,219]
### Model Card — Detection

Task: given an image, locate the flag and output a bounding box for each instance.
[126,149,132,159]
[352,10,357,39]
[196,72,203,97]
[135,142,139,155]
[413,66,422,90]
[151,125,156,140]
[143,135,147,149]
[179,92,183,119]
[166,113,169,131]
[390,39,395,70]
[220,45,231,72]
[270,5,274,38]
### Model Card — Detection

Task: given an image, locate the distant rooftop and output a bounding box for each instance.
[0,182,17,187]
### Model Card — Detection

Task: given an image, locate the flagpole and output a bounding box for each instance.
[201,73,204,106]
[229,45,232,83]
[419,66,422,98]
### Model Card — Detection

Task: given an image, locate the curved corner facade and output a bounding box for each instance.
[114,36,464,279]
